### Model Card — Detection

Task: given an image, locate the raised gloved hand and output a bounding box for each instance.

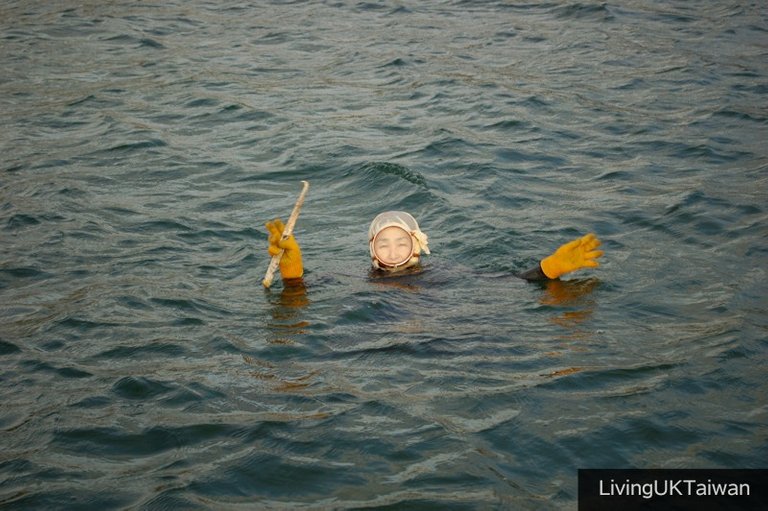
[266,218,303,280]
[540,233,603,279]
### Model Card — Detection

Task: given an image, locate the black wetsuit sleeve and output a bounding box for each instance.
[516,263,550,281]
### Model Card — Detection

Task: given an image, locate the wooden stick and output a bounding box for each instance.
[262,180,310,288]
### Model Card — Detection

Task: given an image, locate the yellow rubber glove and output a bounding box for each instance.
[540,233,603,279]
[266,218,304,280]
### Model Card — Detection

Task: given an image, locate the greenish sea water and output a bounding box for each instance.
[1,1,766,509]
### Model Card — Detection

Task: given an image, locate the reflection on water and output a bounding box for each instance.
[542,277,600,336]
[266,281,310,344]
[541,278,601,309]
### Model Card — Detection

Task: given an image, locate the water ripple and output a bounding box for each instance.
[1,0,766,508]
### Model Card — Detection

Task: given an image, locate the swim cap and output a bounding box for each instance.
[368,211,430,271]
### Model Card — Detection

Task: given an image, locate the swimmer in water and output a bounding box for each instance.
[265,211,603,283]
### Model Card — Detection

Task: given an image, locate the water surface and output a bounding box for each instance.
[1,1,767,509]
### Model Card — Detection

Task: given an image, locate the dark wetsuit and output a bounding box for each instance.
[516,263,550,281]
[367,261,551,283]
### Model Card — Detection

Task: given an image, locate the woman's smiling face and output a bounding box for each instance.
[372,226,413,267]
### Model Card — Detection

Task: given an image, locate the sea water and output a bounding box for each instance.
[1,1,766,509]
